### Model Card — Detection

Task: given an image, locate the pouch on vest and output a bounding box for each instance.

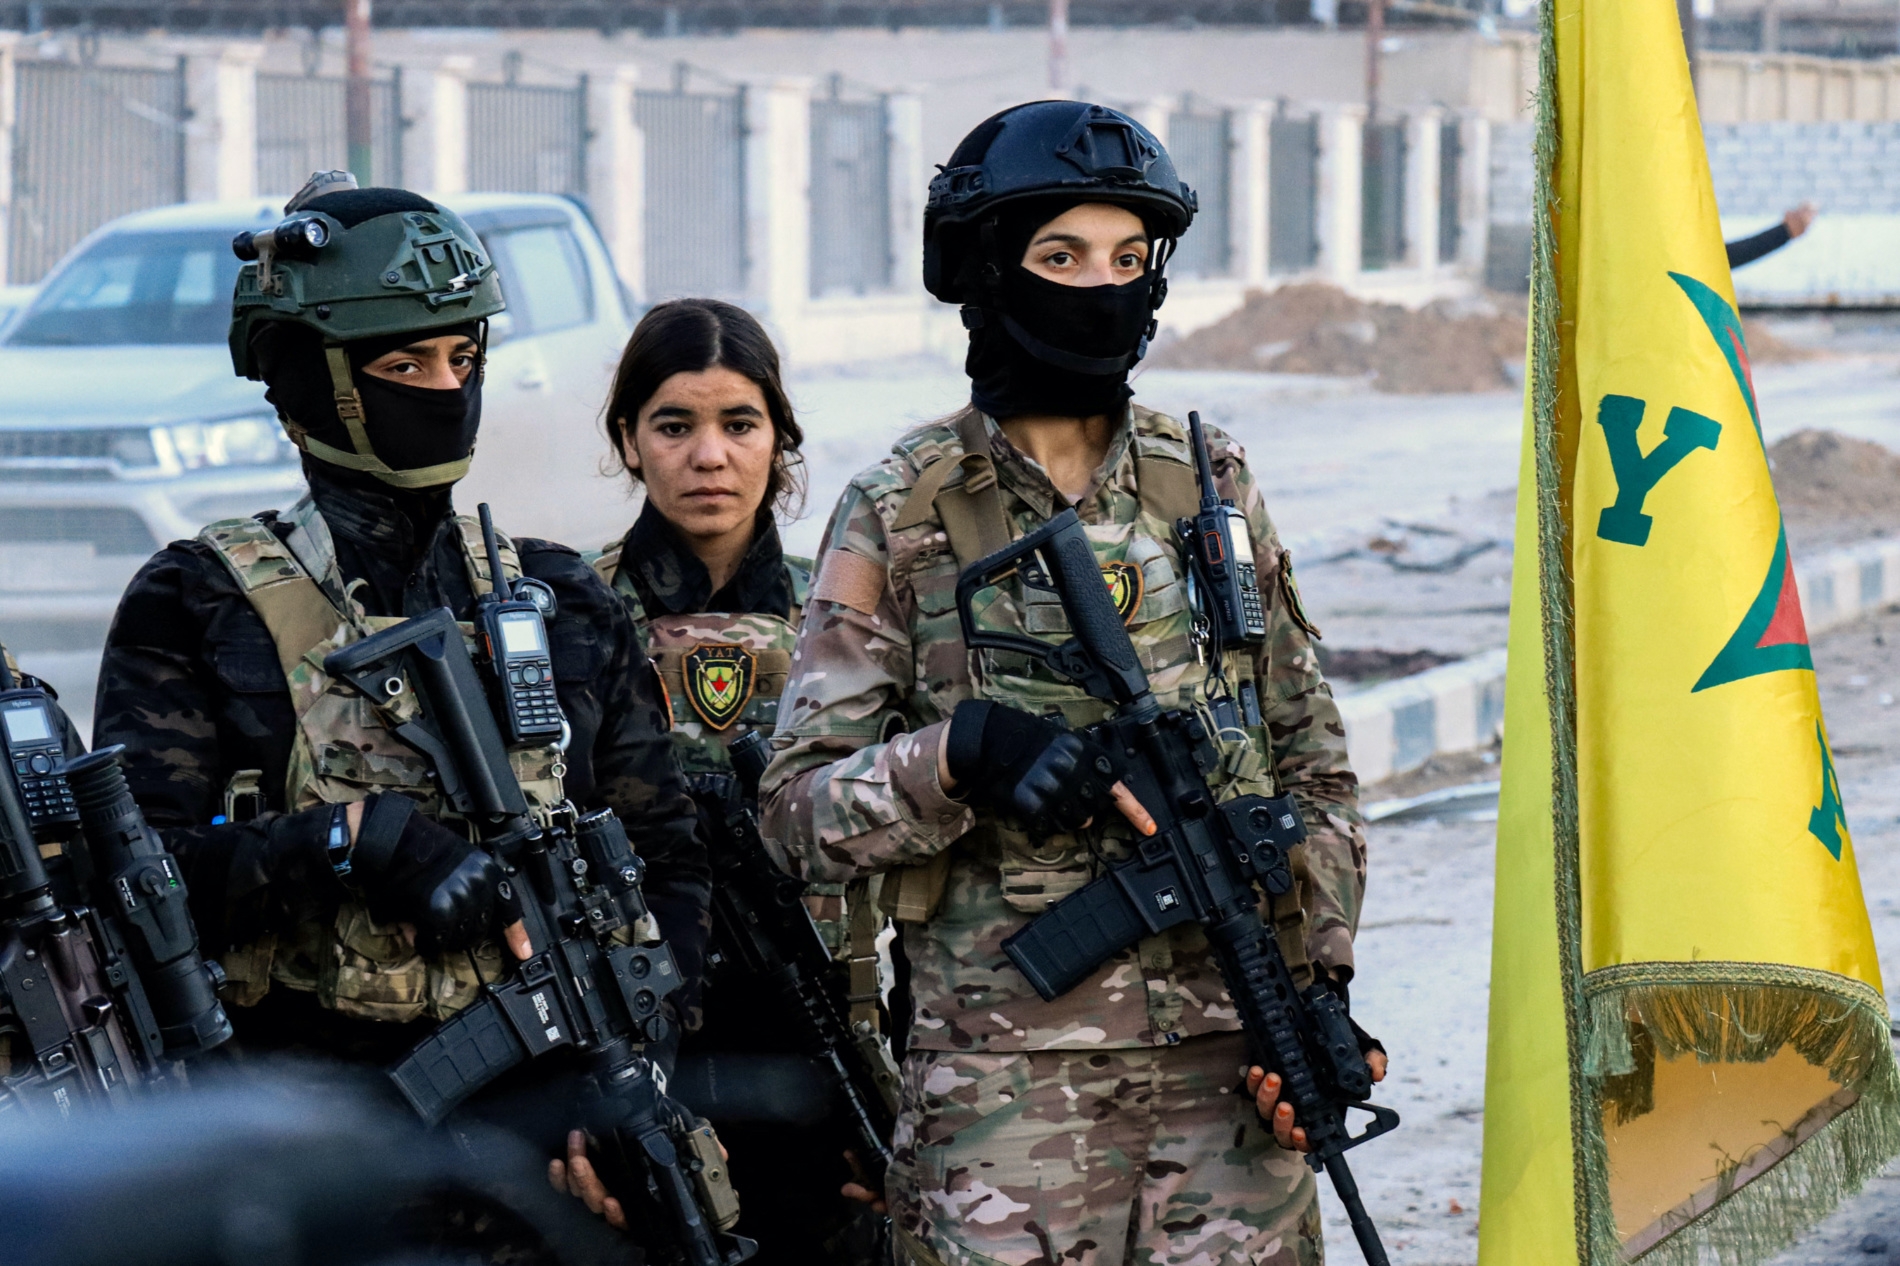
[199,496,558,1020]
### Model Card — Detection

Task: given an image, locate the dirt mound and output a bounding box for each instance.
[1314,646,1459,683]
[1149,283,1525,393]
[1769,430,1900,518]
[1150,286,1815,389]
[1741,318,1818,364]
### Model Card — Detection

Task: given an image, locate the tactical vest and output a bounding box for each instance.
[591,539,885,1025]
[881,407,1312,979]
[587,540,811,777]
[200,493,568,1023]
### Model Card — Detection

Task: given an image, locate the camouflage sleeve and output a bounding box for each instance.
[1212,429,1367,982]
[92,544,335,953]
[760,480,974,883]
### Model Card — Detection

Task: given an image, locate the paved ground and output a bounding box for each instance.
[1328,606,1900,1266]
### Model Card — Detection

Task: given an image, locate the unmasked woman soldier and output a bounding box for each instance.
[91,184,708,1192]
[583,298,889,1261]
[761,102,1386,1266]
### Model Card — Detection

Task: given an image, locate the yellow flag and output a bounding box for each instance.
[1478,3,1900,1263]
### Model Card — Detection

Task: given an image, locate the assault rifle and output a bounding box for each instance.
[696,729,899,1186]
[323,513,756,1266]
[0,667,231,1117]
[957,508,1399,1266]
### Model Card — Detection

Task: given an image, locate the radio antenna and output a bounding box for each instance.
[1188,411,1220,510]
[478,503,512,603]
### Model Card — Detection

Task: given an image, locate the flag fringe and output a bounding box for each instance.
[1529,0,1601,1260]
[1579,966,1900,1265]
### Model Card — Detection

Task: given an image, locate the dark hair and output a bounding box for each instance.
[603,299,805,519]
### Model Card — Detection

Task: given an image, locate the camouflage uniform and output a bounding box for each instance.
[761,406,1366,1266]
[94,468,705,1064]
[592,502,893,1264]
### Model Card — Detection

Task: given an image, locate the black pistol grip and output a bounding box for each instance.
[388,989,528,1126]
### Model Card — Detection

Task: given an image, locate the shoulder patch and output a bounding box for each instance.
[1279,549,1321,640]
[811,548,887,616]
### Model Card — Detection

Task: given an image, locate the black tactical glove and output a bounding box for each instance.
[347,793,521,954]
[945,700,1123,835]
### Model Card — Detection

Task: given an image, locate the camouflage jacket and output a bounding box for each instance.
[760,406,1366,1053]
[93,469,707,1053]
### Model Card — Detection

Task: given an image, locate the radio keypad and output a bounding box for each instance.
[11,754,76,828]
[505,658,564,737]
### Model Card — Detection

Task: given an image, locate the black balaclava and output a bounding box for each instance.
[965,199,1164,421]
[253,319,484,489]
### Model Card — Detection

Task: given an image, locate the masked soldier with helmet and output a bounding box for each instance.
[761,102,1385,1265]
[90,178,708,1215]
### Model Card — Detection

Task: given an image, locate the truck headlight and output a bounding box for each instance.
[155,416,294,470]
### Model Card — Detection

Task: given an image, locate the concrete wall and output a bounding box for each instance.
[1707,120,1900,214]
[0,24,1524,352]
[1699,51,1900,122]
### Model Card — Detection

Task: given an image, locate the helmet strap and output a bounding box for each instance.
[286,345,474,490]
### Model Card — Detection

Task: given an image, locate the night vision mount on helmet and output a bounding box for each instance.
[923,101,1198,306]
[227,170,506,489]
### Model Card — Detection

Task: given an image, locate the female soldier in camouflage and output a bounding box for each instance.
[579,299,885,1260]
[761,103,1385,1266]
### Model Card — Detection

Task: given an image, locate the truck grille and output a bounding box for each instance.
[0,428,157,477]
[0,508,157,556]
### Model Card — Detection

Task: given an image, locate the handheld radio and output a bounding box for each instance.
[0,659,77,839]
[1180,410,1266,649]
[474,503,565,747]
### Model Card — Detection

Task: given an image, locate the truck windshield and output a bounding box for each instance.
[7,230,243,347]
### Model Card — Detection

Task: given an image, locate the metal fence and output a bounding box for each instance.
[808,97,891,297]
[1268,114,1318,275]
[1361,120,1406,270]
[1168,109,1231,279]
[635,88,746,300]
[8,59,186,284]
[255,73,403,196]
[468,80,587,196]
[1438,120,1461,264]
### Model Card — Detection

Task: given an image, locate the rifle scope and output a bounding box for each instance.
[64,748,233,1057]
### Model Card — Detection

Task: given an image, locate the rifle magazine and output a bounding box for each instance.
[388,989,529,1126]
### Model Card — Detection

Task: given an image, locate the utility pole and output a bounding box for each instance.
[345,0,373,184]
[1365,0,1385,120]
[1049,0,1069,94]
[1760,0,1781,53]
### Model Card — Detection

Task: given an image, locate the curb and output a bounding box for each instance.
[1336,649,1508,786]
[1336,535,1898,785]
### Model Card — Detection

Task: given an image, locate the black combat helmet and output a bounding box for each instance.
[923,100,1198,305]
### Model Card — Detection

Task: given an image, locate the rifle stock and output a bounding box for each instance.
[699,732,899,1181]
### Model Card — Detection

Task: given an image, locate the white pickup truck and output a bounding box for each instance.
[0,192,639,649]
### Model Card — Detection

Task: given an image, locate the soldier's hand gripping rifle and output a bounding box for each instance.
[955,509,1399,1266]
[694,729,899,1188]
[0,664,230,1116]
[322,507,757,1266]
